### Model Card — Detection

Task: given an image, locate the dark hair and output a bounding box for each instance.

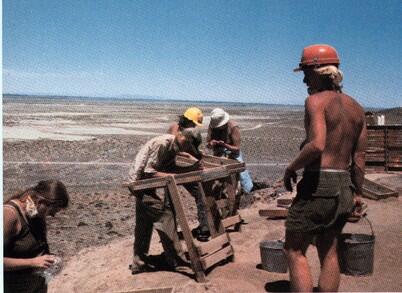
[7,180,69,208]
[178,115,196,129]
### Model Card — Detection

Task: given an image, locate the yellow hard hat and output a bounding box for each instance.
[183,107,203,126]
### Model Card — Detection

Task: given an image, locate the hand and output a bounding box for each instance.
[178,152,191,159]
[194,160,204,170]
[207,140,217,148]
[31,255,55,269]
[216,140,225,146]
[351,194,366,218]
[284,168,297,192]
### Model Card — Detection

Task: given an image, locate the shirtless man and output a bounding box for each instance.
[283,44,367,292]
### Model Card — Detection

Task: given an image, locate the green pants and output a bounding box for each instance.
[134,191,184,266]
[4,272,47,293]
[286,170,355,234]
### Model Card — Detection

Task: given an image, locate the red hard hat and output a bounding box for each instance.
[294,44,340,72]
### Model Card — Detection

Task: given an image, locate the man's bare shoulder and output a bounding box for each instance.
[307,91,364,116]
[341,92,364,112]
[307,90,340,103]
[305,92,327,110]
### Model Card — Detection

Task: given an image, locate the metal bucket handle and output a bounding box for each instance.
[358,215,375,237]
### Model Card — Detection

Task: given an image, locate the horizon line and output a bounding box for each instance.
[2,93,305,107]
[3,93,396,110]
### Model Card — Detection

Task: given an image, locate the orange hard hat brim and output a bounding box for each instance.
[293,66,303,72]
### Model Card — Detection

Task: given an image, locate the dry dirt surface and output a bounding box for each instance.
[3,96,402,292]
[48,175,402,293]
[3,96,304,261]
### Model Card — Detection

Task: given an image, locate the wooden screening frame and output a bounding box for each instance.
[126,155,246,282]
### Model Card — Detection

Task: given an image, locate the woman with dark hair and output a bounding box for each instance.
[3,180,69,293]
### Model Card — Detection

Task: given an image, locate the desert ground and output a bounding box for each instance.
[3,95,401,292]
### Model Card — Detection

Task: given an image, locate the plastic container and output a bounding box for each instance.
[35,255,63,283]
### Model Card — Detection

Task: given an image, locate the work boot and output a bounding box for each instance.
[192,226,210,242]
[197,228,210,242]
[251,181,270,192]
[130,255,153,274]
[166,255,191,272]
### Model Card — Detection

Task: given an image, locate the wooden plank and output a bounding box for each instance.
[113,288,173,293]
[174,174,202,185]
[200,167,229,182]
[230,174,242,227]
[176,168,243,185]
[366,148,385,153]
[124,176,166,187]
[203,181,225,235]
[227,167,246,175]
[174,170,202,181]
[367,139,385,142]
[200,245,233,270]
[366,153,385,158]
[259,209,288,219]
[368,125,402,130]
[366,156,385,160]
[222,214,242,228]
[366,158,385,162]
[216,199,228,209]
[202,155,226,165]
[196,233,230,256]
[224,175,237,216]
[225,162,245,170]
[366,154,385,158]
[127,178,168,191]
[166,177,206,283]
[277,198,294,206]
[388,162,402,167]
[366,152,385,156]
[362,178,399,200]
[176,156,198,167]
[277,198,293,208]
[203,154,238,166]
[197,182,218,237]
[202,161,222,168]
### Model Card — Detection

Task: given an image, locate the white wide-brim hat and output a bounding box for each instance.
[210,108,230,128]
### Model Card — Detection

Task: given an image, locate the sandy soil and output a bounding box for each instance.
[3,96,304,261]
[48,174,402,293]
[3,96,402,292]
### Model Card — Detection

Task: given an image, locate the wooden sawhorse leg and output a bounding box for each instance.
[166,177,206,282]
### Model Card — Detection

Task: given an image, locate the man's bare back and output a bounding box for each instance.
[304,90,366,170]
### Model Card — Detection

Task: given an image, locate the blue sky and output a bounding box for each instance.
[3,0,401,107]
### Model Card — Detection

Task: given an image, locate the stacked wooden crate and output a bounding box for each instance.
[366,125,402,171]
